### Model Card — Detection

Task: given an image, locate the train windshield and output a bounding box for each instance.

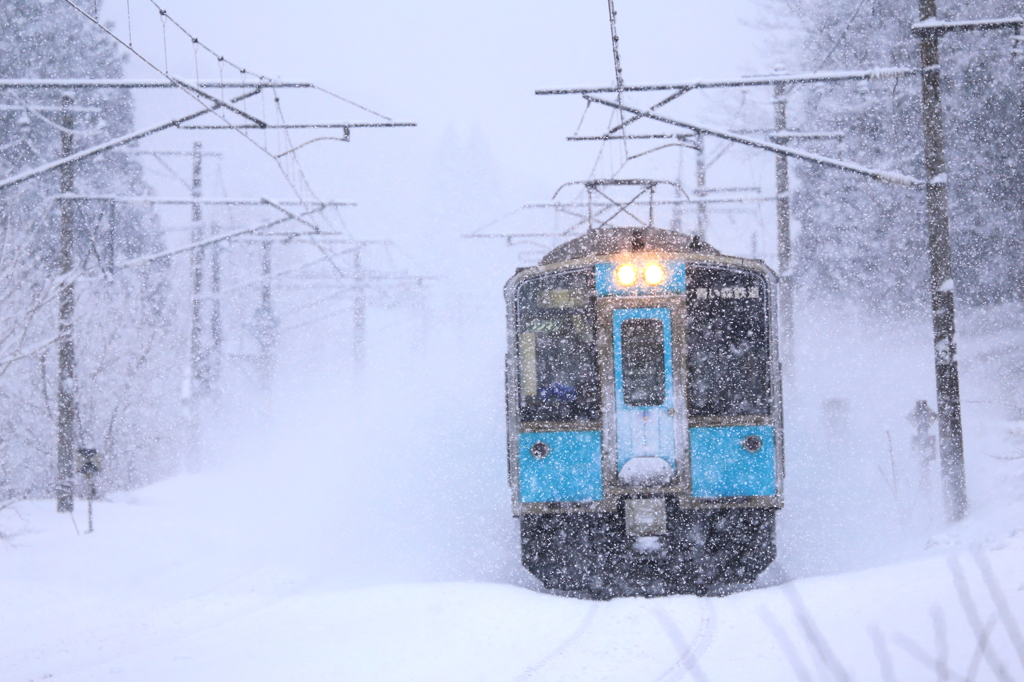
[515,269,600,423]
[686,266,771,417]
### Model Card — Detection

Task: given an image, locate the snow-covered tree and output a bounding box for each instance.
[761,0,1024,312]
[0,0,184,500]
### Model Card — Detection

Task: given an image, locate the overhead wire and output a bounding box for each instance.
[312,85,393,123]
[145,0,273,83]
[61,0,368,207]
[61,1,272,148]
[60,0,346,255]
[781,0,872,100]
[62,0,420,291]
[812,0,871,74]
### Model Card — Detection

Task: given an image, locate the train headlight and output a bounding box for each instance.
[643,263,666,286]
[616,264,638,286]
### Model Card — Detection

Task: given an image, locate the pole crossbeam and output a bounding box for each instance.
[583,94,923,187]
[117,206,330,268]
[536,66,919,96]
[0,89,262,193]
[285,272,428,282]
[129,150,224,157]
[522,196,773,208]
[912,16,1023,34]
[175,123,414,131]
[569,131,839,142]
[463,233,564,239]
[0,79,317,89]
[569,134,692,141]
[0,104,101,113]
[53,194,354,207]
[0,78,413,193]
[252,233,356,238]
[770,131,845,141]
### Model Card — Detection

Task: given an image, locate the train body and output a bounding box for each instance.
[504,227,783,597]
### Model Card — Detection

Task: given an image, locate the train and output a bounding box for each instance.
[504,226,783,598]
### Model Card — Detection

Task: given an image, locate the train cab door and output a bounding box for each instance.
[608,306,685,486]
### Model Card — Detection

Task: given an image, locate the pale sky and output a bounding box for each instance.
[102,0,779,269]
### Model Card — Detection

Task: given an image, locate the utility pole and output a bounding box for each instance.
[669,184,683,231]
[210,222,222,391]
[670,143,684,231]
[253,240,276,392]
[129,148,226,395]
[695,132,708,239]
[909,8,1022,522]
[773,82,795,372]
[56,92,78,513]
[352,246,366,383]
[916,0,965,521]
[189,141,207,400]
[185,141,205,466]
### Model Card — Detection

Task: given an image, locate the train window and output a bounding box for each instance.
[686,267,771,417]
[516,269,600,423]
[620,318,666,407]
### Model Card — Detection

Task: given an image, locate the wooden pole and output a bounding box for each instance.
[773,83,795,374]
[56,92,78,513]
[917,0,967,521]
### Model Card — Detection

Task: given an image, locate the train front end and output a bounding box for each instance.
[504,227,783,597]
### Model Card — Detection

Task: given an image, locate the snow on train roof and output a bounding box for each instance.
[539,227,719,265]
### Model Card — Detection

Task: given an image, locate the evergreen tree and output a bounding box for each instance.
[0,0,183,500]
[762,0,1024,311]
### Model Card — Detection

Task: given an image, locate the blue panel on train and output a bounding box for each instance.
[690,425,776,498]
[611,307,676,470]
[595,260,686,296]
[519,431,603,503]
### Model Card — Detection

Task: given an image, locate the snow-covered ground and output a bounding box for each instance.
[3,303,1024,682]
[2,475,1023,681]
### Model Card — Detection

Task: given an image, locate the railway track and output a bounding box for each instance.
[509,597,715,681]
